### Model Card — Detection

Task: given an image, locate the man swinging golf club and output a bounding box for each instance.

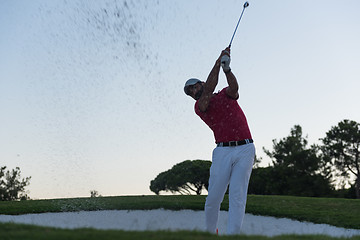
[184,47,255,235]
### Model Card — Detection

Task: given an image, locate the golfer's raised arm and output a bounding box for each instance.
[197,53,222,112]
[204,58,221,93]
[220,47,239,99]
[225,71,239,100]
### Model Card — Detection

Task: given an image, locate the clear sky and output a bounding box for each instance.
[1,0,359,199]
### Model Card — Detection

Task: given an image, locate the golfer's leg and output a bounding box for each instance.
[227,144,255,235]
[205,147,232,233]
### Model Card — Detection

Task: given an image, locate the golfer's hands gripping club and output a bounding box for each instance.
[220,47,231,73]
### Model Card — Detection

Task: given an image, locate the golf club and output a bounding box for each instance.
[228,1,249,48]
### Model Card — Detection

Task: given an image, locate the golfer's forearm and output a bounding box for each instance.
[226,71,239,92]
[205,60,221,93]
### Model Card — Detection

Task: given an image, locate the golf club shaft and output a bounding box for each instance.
[228,2,249,48]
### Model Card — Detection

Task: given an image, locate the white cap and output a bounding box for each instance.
[184,78,201,95]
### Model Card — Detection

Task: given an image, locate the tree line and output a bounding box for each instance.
[150,119,360,199]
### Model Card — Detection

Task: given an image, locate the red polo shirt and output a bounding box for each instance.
[195,87,252,143]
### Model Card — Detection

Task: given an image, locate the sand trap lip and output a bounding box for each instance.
[0,209,359,237]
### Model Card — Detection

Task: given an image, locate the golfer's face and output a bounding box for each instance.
[189,83,202,100]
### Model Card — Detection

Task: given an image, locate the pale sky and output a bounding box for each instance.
[1,0,359,199]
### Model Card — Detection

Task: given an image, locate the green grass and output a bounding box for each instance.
[0,195,359,240]
[0,195,207,214]
[246,195,360,229]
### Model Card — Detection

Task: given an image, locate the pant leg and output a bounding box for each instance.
[227,143,255,235]
[205,147,232,233]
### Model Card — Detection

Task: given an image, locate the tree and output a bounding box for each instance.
[0,166,31,201]
[248,167,274,195]
[321,119,360,199]
[262,125,333,197]
[150,160,211,195]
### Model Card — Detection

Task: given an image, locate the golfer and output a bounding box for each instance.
[184,47,255,235]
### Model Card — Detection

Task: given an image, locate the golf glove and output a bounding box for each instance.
[221,55,231,72]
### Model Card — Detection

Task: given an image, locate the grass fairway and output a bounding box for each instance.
[246,195,360,229]
[0,195,359,240]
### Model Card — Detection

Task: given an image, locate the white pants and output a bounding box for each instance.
[205,143,255,235]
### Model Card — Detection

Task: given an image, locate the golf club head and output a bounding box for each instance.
[244,2,249,8]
